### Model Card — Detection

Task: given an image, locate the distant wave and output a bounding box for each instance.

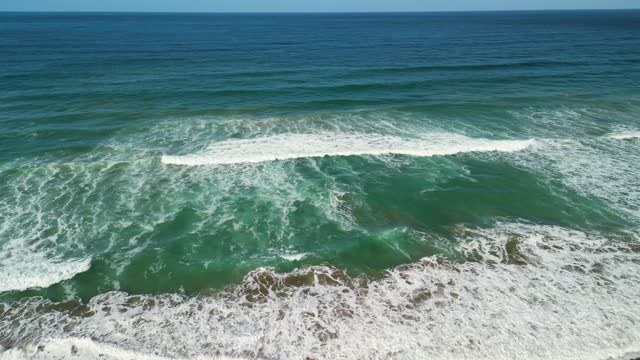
[161,132,534,166]
[348,60,581,75]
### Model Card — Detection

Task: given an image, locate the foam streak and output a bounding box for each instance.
[161,132,534,165]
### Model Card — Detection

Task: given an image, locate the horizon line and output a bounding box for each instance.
[1,8,639,14]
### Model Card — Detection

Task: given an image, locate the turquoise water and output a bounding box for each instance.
[1,10,640,359]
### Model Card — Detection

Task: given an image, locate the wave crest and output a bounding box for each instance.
[609,131,640,140]
[161,132,534,166]
[0,257,91,293]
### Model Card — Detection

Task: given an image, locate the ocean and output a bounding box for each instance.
[1,10,640,359]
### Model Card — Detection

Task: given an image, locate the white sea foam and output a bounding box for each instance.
[609,131,640,140]
[0,163,97,292]
[514,135,640,220]
[161,132,534,165]
[1,223,638,360]
[0,256,91,292]
[0,144,361,292]
[280,253,307,261]
[0,338,243,360]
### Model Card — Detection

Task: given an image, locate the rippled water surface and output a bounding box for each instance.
[1,10,640,359]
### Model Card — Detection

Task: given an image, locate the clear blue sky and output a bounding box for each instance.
[1,0,638,12]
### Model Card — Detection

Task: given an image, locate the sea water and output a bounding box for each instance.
[1,10,640,359]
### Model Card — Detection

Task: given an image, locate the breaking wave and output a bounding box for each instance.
[1,223,639,360]
[0,257,91,293]
[609,131,640,140]
[161,132,534,165]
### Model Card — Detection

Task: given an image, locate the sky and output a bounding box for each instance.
[1,0,638,12]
